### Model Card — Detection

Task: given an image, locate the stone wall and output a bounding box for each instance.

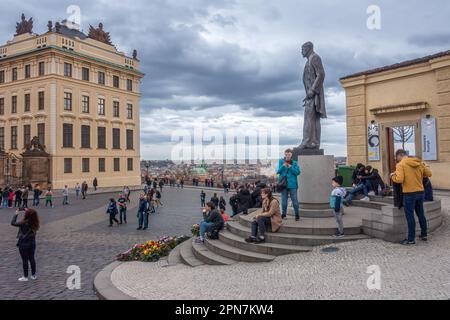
[362,200,443,243]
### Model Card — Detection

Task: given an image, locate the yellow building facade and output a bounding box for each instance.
[341,50,450,190]
[0,19,144,189]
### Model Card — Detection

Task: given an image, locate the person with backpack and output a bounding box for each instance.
[107,198,120,227]
[330,176,347,238]
[93,177,98,191]
[277,149,301,221]
[11,208,40,282]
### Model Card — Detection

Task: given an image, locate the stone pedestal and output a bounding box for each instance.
[22,151,50,188]
[297,155,335,218]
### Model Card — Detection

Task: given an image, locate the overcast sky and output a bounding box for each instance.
[1,0,449,160]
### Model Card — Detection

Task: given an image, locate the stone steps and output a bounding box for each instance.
[227,221,370,246]
[204,237,276,263]
[238,215,363,235]
[351,200,386,210]
[219,230,313,256]
[369,196,394,204]
[179,239,204,267]
[167,241,183,266]
[192,239,237,266]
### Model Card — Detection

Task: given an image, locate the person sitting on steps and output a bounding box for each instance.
[245,188,282,244]
[344,165,370,206]
[195,202,224,244]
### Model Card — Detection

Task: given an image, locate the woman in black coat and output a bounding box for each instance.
[11,208,40,282]
[196,202,224,243]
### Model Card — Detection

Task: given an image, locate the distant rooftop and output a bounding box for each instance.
[341,50,450,80]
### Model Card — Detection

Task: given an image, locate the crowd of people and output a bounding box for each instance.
[195,148,435,247]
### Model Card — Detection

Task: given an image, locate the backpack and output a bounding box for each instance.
[207,228,220,240]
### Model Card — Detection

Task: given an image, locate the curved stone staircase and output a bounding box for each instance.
[171,207,371,267]
[169,194,443,267]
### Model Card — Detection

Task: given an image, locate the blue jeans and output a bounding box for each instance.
[3,199,9,208]
[281,188,299,218]
[345,183,368,204]
[33,195,40,206]
[403,193,427,242]
[138,211,149,229]
[200,221,214,238]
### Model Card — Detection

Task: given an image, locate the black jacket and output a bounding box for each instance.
[210,196,219,207]
[11,215,36,247]
[237,189,252,212]
[251,183,266,208]
[203,209,224,231]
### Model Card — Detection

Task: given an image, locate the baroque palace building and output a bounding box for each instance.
[0,15,144,188]
[341,50,450,190]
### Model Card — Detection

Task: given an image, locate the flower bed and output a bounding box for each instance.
[117,235,189,262]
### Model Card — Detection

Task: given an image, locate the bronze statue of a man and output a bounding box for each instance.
[300,42,327,150]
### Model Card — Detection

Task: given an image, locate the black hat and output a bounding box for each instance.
[332,176,344,186]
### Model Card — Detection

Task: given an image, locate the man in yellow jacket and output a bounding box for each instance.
[391,149,432,245]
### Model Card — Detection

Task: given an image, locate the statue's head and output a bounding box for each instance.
[301,42,314,58]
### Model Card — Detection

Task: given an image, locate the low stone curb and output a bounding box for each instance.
[93,261,136,300]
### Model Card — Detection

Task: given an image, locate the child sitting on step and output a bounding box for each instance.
[330,176,346,238]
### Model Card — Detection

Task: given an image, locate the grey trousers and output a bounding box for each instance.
[334,208,344,234]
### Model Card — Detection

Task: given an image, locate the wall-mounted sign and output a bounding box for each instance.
[368,123,380,161]
[422,117,437,161]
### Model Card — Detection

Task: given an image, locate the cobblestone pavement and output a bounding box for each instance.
[0,187,229,300]
[111,197,450,300]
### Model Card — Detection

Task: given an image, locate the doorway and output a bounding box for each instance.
[386,124,418,175]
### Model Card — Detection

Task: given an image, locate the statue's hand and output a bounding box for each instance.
[307,90,315,99]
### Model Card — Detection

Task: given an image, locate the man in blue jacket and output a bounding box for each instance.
[277,149,301,221]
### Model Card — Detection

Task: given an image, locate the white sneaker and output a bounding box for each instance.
[18,277,29,282]
[368,191,376,196]
[361,197,370,202]
[30,275,37,280]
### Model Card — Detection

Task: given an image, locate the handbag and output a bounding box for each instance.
[277,167,290,193]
